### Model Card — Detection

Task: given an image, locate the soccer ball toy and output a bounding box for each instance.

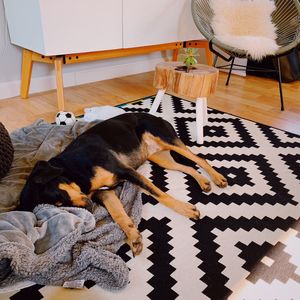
[55,111,76,126]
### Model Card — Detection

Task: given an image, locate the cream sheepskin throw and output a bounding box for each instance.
[211,0,279,60]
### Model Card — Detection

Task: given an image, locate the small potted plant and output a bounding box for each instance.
[176,48,198,72]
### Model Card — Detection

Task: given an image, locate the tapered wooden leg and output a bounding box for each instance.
[203,41,214,66]
[173,49,179,61]
[54,56,65,111]
[20,49,33,99]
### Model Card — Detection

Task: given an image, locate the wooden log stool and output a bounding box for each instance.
[151,61,219,144]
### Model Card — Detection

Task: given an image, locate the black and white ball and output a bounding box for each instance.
[55,111,76,126]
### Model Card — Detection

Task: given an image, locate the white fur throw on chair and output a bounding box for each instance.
[211,0,279,60]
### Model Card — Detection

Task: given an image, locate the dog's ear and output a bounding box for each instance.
[31,160,63,184]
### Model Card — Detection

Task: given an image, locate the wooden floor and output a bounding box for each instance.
[0,72,300,135]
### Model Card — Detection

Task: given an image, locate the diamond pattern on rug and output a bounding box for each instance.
[2,95,300,300]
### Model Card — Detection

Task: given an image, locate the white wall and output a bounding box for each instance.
[0,0,168,100]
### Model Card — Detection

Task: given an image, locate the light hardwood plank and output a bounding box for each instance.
[0,72,299,136]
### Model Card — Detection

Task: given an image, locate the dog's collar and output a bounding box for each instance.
[97,186,111,191]
[97,181,124,191]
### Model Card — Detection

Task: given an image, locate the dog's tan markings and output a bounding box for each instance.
[58,183,87,207]
[96,190,143,256]
[142,132,163,156]
[112,138,151,169]
[111,132,163,169]
[90,167,117,191]
[70,182,81,192]
[155,138,228,188]
[129,168,200,220]
[148,150,212,192]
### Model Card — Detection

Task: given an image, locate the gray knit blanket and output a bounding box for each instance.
[0,120,142,291]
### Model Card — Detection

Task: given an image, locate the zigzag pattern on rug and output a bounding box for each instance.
[5,95,300,300]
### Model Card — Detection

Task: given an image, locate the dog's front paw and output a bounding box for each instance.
[213,173,228,188]
[127,229,143,257]
[174,201,200,220]
[199,178,212,193]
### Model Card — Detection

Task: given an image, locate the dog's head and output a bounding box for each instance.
[19,160,93,211]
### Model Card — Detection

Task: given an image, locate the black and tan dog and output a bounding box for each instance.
[19,112,227,255]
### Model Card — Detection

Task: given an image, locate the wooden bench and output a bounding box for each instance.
[20,40,213,111]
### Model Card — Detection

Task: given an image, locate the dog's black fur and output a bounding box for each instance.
[19,112,228,255]
[19,113,180,211]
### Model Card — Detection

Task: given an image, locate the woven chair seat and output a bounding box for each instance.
[0,123,14,179]
[192,0,300,58]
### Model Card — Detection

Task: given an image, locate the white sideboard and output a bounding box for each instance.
[4,0,203,55]
[3,0,208,111]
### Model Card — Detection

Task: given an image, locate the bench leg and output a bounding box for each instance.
[20,49,33,99]
[196,97,207,144]
[54,56,65,111]
[203,41,214,66]
[172,49,179,61]
[149,89,166,115]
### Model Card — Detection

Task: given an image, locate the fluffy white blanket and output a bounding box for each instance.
[211,0,279,60]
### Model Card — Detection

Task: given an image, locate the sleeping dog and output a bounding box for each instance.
[19,112,227,256]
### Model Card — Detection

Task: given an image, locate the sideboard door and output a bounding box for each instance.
[40,0,123,55]
[123,0,202,48]
[4,0,123,56]
[123,0,180,48]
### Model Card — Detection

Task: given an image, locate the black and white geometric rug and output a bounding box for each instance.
[1,95,300,300]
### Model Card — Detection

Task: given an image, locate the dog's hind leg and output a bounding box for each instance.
[94,189,143,256]
[121,168,200,220]
[148,150,212,192]
[158,139,228,188]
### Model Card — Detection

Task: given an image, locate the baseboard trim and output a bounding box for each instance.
[0,56,166,100]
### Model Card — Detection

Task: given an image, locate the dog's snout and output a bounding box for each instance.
[83,196,92,204]
[83,197,94,212]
